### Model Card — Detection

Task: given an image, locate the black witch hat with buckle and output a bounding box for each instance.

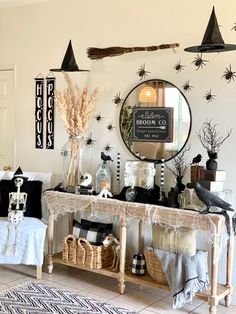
[50,40,89,72]
[185,7,236,53]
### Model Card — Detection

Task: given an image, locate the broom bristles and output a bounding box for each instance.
[87,43,179,60]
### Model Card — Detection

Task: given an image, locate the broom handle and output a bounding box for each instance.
[87,43,179,59]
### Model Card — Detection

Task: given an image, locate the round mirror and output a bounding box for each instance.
[119,79,192,163]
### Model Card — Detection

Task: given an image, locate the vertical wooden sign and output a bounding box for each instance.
[35,77,44,149]
[46,77,55,149]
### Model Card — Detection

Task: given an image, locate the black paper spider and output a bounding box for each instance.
[95,112,104,123]
[174,60,185,73]
[204,90,216,103]
[182,80,193,92]
[222,64,236,83]
[136,64,150,80]
[113,92,124,107]
[231,23,236,31]
[192,54,208,70]
[85,133,96,147]
[104,143,113,152]
[107,122,115,132]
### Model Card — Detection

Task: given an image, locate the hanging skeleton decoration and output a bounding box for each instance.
[5,177,27,255]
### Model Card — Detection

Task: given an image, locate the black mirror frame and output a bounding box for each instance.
[119,79,192,164]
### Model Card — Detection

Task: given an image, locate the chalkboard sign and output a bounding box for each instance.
[133,107,173,142]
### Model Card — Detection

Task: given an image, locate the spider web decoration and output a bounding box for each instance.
[136,63,151,80]
[222,64,236,83]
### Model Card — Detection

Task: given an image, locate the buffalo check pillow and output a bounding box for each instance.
[72,219,113,245]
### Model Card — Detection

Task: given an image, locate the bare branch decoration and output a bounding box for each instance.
[166,145,191,179]
[197,119,232,154]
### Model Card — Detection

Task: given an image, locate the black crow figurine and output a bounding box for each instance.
[191,154,202,165]
[101,152,113,162]
[187,182,234,213]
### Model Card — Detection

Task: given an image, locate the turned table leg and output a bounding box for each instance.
[209,237,220,314]
[118,214,126,294]
[47,213,54,274]
[224,234,234,307]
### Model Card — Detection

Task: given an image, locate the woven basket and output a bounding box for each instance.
[81,238,94,268]
[144,249,168,286]
[77,238,86,266]
[77,238,114,269]
[63,235,77,264]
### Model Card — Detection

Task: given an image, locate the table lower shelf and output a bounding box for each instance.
[50,252,231,301]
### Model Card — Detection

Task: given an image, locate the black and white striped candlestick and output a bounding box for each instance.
[116,152,121,193]
[160,156,165,191]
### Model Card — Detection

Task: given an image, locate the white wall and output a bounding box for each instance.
[0,0,236,303]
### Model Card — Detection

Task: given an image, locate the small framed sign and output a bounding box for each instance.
[133,107,173,142]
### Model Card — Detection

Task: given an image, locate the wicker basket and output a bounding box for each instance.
[76,238,86,266]
[63,234,77,264]
[79,238,114,269]
[144,249,168,286]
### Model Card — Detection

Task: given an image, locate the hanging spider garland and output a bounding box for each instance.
[182,80,193,92]
[85,133,96,147]
[192,54,209,70]
[103,143,113,152]
[95,112,104,123]
[113,92,124,107]
[204,90,216,103]
[107,122,115,132]
[136,64,151,80]
[222,64,236,83]
[174,60,185,73]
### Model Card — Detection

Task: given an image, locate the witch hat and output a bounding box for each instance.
[185,7,236,53]
[50,40,89,72]
[12,167,28,181]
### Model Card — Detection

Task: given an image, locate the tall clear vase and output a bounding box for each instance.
[61,135,84,191]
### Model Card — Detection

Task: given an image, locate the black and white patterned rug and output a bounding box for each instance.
[0,282,136,314]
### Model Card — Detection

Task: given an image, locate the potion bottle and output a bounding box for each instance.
[96,161,113,193]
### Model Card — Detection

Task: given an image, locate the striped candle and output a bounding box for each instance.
[116,152,121,193]
[160,156,165,190]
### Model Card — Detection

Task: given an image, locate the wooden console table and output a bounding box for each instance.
[44,191,234,314]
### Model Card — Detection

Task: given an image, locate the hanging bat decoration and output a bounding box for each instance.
[174,60,185,73]
[87,43,179,60]
[136,64,150,80]
[222,64,236,83]
[204,90,216,102]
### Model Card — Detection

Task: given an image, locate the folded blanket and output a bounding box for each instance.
[153,248,209,309]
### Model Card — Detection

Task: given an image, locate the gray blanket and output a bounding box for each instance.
[153,248,209,309]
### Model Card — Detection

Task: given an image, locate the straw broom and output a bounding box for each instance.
[87,43,179,60]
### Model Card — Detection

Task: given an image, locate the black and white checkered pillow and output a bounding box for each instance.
[72,219,113,245]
